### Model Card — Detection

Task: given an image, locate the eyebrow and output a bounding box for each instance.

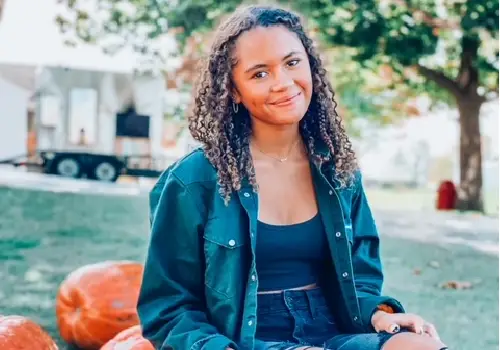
[243,51,302,74]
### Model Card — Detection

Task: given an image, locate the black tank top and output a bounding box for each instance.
[255,213,330,292]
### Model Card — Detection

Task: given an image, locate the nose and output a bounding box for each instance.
[270,69,294,92]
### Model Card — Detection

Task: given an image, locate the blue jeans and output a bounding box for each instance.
[254,288,403,350]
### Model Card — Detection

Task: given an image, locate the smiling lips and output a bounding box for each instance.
[270,92,301,107]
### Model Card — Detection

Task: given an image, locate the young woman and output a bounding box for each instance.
[137,5,448,350]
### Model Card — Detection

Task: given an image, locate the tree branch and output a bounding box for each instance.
[458,35,481,93]
[416,64,462,97]
[397,0,459,30]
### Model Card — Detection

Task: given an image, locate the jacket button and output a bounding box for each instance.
[228,239,236,247]
[328,190,333,195]
[243,192,251,198]
[342,272,349,278]
[251,275,256,281]
[335,232,341,238]
[353,316,358,321]
[248,320,253,326]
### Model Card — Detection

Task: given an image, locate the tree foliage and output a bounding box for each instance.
[57,0,499,210]
[57,0,498,107]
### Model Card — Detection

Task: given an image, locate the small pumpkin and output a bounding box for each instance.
[56,261,144,349]
[100,325,153,350]
[0,315,58,350]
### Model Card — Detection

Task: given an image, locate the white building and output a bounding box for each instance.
[0,0,170,161]
[0,73,31,160]
[355,100,499,191]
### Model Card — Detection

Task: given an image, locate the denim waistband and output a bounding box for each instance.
[257,287,329,314]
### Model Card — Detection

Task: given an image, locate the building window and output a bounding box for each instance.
[68,88,98,145]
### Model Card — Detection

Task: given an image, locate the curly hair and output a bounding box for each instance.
[188,5,358,204]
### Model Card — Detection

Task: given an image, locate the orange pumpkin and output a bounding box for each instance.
[100,325,153,350]
[56,261,144,349]
[0,315,58,350]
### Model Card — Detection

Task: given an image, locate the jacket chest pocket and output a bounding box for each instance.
[203,218,246,298]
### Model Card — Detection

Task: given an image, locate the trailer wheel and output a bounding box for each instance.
[55,157,82,178]
[91,161,120,182]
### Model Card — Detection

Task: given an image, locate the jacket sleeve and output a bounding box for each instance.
[350,172,405,332]
[137,170,237,350]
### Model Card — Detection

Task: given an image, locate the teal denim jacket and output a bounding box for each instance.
[137,148,405,350]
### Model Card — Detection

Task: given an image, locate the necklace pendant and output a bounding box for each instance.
[280,158,287,162]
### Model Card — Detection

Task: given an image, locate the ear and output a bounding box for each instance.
[232,88,241,104]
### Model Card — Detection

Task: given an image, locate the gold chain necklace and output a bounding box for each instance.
[254,138,299,163]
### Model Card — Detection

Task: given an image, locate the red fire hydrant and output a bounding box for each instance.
[436,180,457,210]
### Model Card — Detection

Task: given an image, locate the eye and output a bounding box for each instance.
[287,59,301,67]
[252,71,268,79]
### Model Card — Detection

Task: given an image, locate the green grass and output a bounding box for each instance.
[0,186,497,350]
[0,187,150,349]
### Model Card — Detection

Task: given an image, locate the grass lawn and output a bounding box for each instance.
[0,186,497,350]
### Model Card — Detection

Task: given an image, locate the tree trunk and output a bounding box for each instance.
[0,0,5,22]
[456,97,484,212]
[417,34,485,212]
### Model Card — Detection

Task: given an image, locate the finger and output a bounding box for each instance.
[373,315,402,333]
[423,323,440,340]
[386,323,401,334]
[392,314,425,334]
[412,319,425,335]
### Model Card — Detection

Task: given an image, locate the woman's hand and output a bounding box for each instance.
[371,310,441,340]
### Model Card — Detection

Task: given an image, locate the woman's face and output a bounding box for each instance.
[231,25,313,126]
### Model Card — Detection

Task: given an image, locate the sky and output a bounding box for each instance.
[0,0,146,72]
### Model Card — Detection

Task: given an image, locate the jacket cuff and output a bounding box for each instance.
[359,296,405,332]
[192,334,237,350]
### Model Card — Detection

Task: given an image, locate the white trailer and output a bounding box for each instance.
[0,63,171,181]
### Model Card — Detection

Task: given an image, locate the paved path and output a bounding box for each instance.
[375,209,499,255]
[0,166,154,196]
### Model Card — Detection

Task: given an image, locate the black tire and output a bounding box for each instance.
[89,160,120,182]
[52,156,82,178]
